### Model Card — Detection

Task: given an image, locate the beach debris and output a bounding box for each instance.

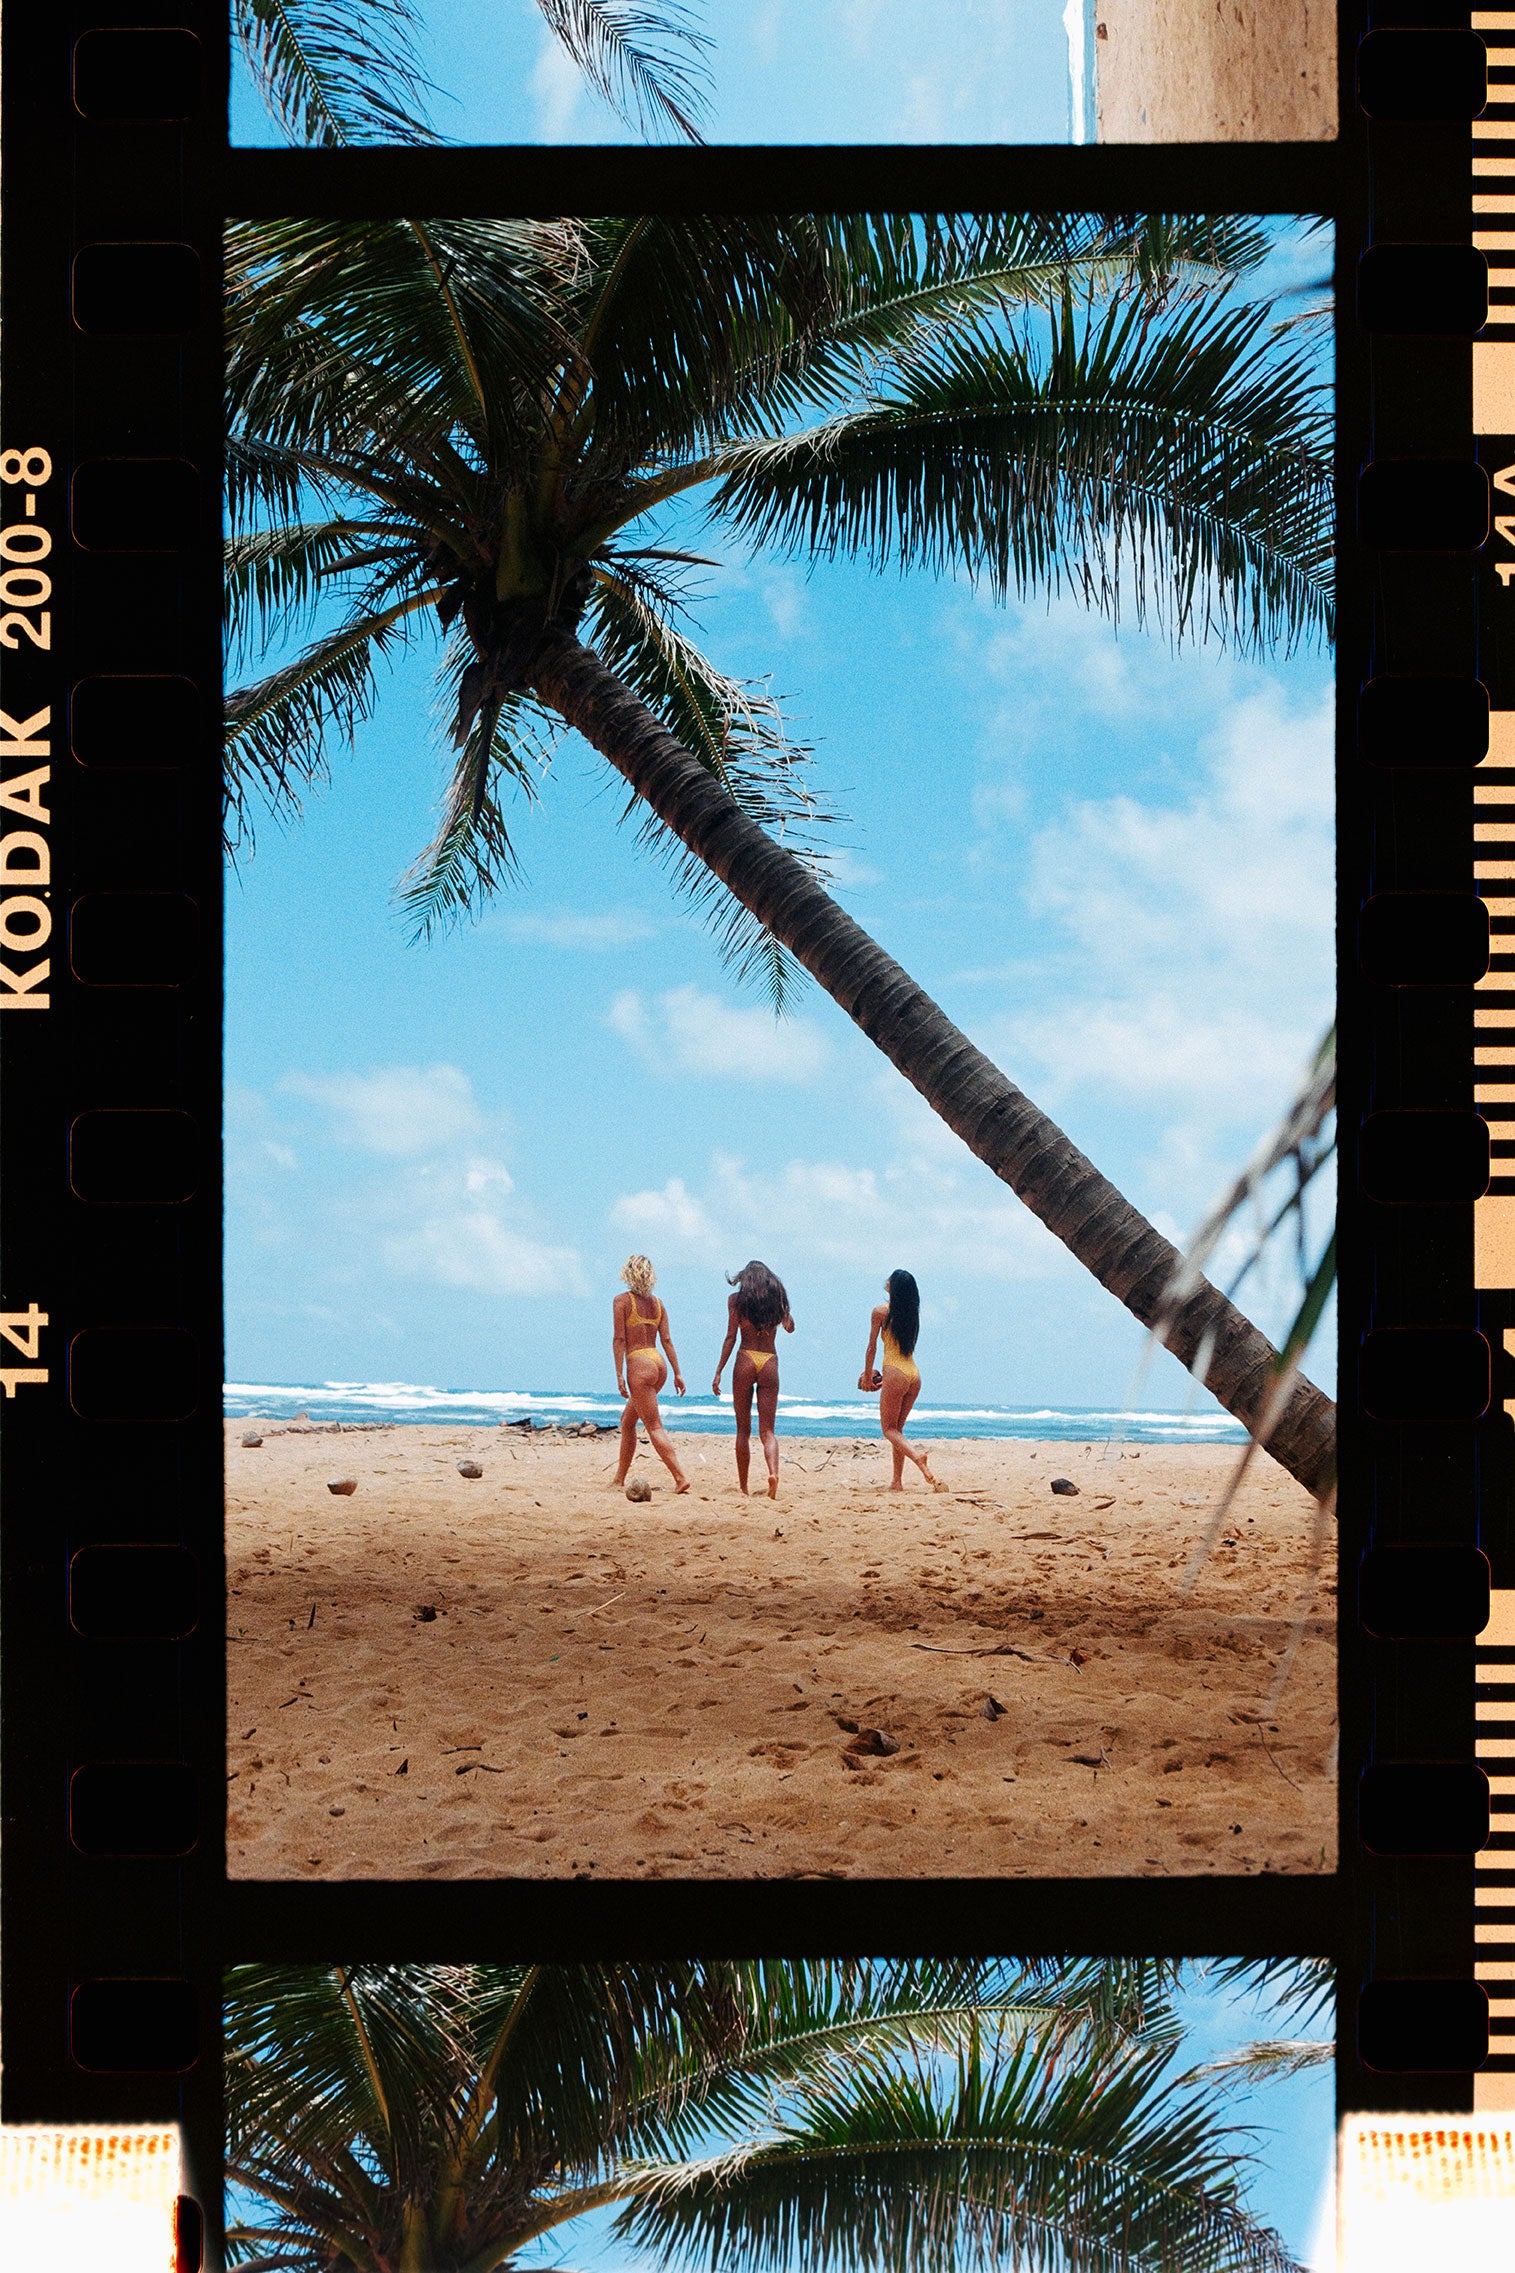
[241,1432,263,1447]
[981,1694,1007,1719]
[1069,1646,1090,1669]
[1050,1477,1079,1496]
[457,1461,483,1479]
[395,1759,408,1774]
[834,1715,860,1733]
[844,1727,900,1759]
[327,1477,358,1496]
[625,1478,652,1502]
[911,1641,1040,1662]
[292,1409,309,1422]
[1092,1496,1115,1511]
[1070,1745,1115,1776]
[329,1807,345,1817]
[413,1604,438,1622]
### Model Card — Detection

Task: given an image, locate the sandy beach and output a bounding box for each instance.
[1095,0,1335,143]
[226,1423,1335,1880]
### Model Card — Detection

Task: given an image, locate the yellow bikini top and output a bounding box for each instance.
[625,1296,663,1339]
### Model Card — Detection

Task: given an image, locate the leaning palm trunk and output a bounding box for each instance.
[531,627,1336,1497]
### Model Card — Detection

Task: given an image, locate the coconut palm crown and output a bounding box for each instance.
[223,1958,1309,2273]
[225,213,1337,1492]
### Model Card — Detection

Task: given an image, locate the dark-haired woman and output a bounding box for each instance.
[860,1269,945,1492]
[712,1260,794,1499]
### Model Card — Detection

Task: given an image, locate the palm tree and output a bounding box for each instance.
[233,0,713,146]
[223,1959,1308,2272]
[225,212,1337,1495]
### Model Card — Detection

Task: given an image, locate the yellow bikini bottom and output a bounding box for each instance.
[747,1350,773,1373]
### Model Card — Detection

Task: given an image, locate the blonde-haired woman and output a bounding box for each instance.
[612,1255,689,1494]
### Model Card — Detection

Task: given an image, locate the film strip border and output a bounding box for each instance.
[1477,1595,1515,2086]
[2,0,1509,2198]
[1478,1,1515,2115]
[0,2,226,2256]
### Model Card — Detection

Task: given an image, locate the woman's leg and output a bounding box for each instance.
[755,1360,781,1496]
[732,1355,754,1494]
[613,1391,639,1485]
[627,1360,688,1492]
[881,1371,937,1489]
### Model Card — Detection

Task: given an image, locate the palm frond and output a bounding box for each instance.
[614,1960,1185,2167]
[224,586,442,849]
[226,216,578,481]
[1189,2038,1334,2088]
[537,0,712,141]
[585,558,831,1009]
[225,519,420,657]
[1204,1959,1335,2033]
[232,0,438,145]
[595,215,1285,494]
[709,288,1333,657]
[616,2024,1302,2273]
[397,651,563,939]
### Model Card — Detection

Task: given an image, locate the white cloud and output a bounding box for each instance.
[748,0,786,68]
[233,1066,586,1301]
[492,907,660,949]
[762,571,810,641]
[987,680,1333,1133]
[281,1064,483,1156]
[531,30,582,138]
[613,1141,1065,1284]
[1021,684,1332,982]
[464,1157,515,1197]
[609,983,831,1082]
[386,1197,584,1297]
[612,1174,717,1249]
[826,846,884,890]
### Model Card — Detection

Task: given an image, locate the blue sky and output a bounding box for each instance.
[226,518,1334,1408]
[230,0,1073,145]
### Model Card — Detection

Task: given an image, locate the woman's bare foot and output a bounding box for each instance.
[930,1475,948,1493]
[675,1479,691,1494]
[767,1476,778,1499]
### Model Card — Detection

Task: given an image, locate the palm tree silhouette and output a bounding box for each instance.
[225,213,1335,1491]
[223,1959,1309,2272]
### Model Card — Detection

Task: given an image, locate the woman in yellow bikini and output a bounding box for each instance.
[860,1269,945,1492]
[612,1254,689,1494]
[712,1259,793,1499]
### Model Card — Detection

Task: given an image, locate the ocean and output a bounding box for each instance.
[223,1378,1248,1445]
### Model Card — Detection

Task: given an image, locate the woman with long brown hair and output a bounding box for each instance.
[712,1259,793,1499]
[860,1268,945,1492]
[612,1254,689,1494]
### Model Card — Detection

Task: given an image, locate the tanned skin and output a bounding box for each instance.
[860,1282,944,1492]
[713,1291,794,1499]
[613,1288,689,1494]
